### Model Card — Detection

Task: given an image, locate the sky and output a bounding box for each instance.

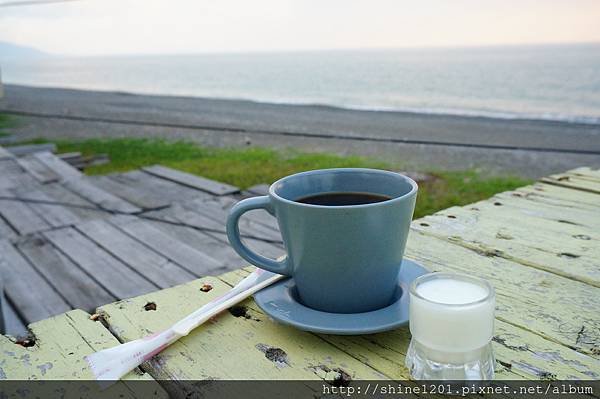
[1,0,600,56]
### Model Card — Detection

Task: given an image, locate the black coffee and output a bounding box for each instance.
[296,192,392,206]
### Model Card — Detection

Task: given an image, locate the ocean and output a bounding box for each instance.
[2,43,599,124]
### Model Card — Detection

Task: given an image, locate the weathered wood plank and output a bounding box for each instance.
[0,190,51,235]
[0,309,167,397]
[43,227,157,299]
[57,151,81,159]
[515,183,600,211]
[0,176,19,191]
[63,177,142,214]
[16,154,60,183]
[206,195,281,232]
[144,206,282,271]
[0,240,70,324]
[12,185,81,228]
[244,183,270,196]
[405,230,600,357]
[31,151,82,181]
[0,145,14,159]
[542,173,600,194]
[89,174,171,210]
[4,175,39,188]
[0,159,36,190]
[97,276,388,395]
[479,193,600,231]
[516,183,600,208]
[182,197,282,241]
[141,213,243,268]
[0,158,22,176]
[17,234,115,312]
[111,216,228,277]
[1,292,27,336]
[163,203,284,259]
[0,214,17,240]
[567,167,600,182]
[36,181,106,221]
[142,164,239,195]
[415,205,600,287]
[5,143,56,156]
[181,197,283,248]
[218,267,600,381]
[77,218,196,288]
[111,170,213,205]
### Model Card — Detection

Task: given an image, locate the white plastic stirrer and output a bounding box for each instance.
[86,269,284,386]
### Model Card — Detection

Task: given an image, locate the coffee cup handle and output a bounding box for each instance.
[226,196,292,276]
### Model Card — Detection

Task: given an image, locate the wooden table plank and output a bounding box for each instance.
[142,165,239,195]
[0,309,167,398]
[31,151,82,181]
[63,177,142,214]
[515,183,600,211]
[16,154,60,184]
[111,216,228,277]
[76,218,196,288]
[218,268,600,381]
[43,227,157,299]
[97,276,390,396]
[567,167,600,182]
[98,265,600,383]
[0,240,70,324]
[477,190,600,231]
[12,185,81,228]
[16,235,115,312]
[0,190,51,235]
[416,204,600,287]
[542,173,600,194]
[510,184,600,217]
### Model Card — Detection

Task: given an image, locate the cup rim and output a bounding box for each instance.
[409,272,495,307]
[268,168,418,209]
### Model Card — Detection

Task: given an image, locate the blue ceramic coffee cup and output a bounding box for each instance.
[226,168,418,314]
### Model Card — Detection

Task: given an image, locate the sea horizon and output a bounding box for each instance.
[2,43,600,125]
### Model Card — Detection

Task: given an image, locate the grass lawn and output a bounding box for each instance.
[22,138,531,218]
[0,113,15,137]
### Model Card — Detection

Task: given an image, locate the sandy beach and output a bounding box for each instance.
[1,84,599,178]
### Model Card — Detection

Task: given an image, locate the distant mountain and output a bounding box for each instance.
[0,41,48,59]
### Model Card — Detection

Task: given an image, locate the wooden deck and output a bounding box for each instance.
[0,144,599,394]
[0,146,283,335]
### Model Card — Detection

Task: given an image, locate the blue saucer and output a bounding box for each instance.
[254,259,428,335]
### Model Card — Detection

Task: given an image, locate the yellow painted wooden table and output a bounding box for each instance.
[1,167,599,397]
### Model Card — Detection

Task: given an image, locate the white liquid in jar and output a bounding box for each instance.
[416,279,488,305]
[409,275,495,354]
